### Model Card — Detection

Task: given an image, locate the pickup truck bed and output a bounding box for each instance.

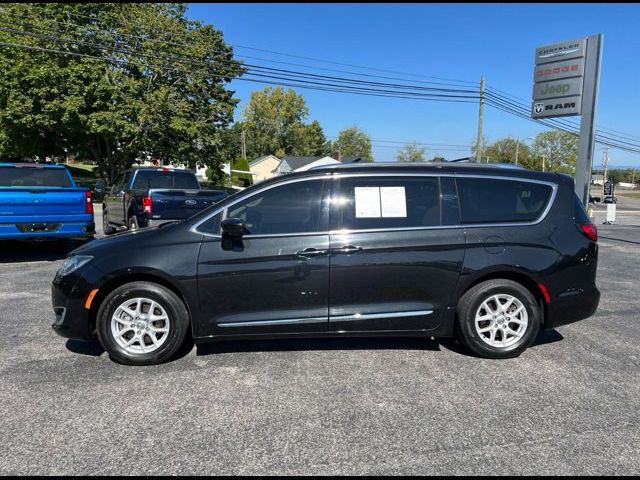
[0,163,95,240]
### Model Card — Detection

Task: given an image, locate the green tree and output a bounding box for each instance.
[396,142,427,162]
[484,138,533,168]
[294,120,328,156]
[231,156,253,187]
[0,3,244,180]
[242,86,309,158]
[431,155,446,162]
[531,130,578,173]
[332,126,373,161]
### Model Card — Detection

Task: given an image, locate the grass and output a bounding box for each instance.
[66,164,101,184]
[617,191,640,199]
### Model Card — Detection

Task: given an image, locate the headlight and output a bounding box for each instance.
[57,255,94,278]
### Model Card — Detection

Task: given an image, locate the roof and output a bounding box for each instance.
[340,156,367,163]
[280,156,325,170]
[0,162,66,169]
[229,162,567,196]
[310,161,526,172]
[249,155,279,167]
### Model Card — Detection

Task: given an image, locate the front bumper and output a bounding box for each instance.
[51,265,103,341]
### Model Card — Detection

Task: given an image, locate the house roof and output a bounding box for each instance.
[250,155,279,167]
[280,156,326,170]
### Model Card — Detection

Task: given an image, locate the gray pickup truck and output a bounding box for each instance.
[102,167,228,234]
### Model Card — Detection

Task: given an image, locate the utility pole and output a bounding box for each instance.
[241,129,247,160]
[475,76,485,163]
[602,147,609,198]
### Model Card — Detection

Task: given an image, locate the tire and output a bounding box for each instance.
[456,279,541,359]
[102,206,116,235]
[96,282,190,366]
[127,215,139,231]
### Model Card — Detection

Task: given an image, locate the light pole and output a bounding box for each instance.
[525,136,545,172]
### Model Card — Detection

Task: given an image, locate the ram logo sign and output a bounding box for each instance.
[531,96,582,118]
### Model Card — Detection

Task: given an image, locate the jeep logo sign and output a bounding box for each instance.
[534,77,583,100]
[531,96,582,118]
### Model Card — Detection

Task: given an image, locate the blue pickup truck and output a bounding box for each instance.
[0,163,95,241]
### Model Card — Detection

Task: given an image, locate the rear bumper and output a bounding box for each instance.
[544,285,600,330]
[0,219,95,240]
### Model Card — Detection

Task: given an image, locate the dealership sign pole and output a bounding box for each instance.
[532,34,603,205]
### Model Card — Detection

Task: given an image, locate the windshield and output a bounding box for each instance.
[0,167,73,187]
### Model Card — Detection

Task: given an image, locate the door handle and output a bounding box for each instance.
[295,248,329,257]
[332,245,364,254]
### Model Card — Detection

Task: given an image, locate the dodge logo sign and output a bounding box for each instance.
[534,103,544,114]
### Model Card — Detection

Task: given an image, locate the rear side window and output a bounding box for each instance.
[0,167,72,187]
[132,170,199,190]
[457,177,553,224]
[335,176,441,230]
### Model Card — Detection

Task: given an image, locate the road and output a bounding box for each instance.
[0,208,638,474]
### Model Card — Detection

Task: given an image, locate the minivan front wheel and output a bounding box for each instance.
[96,282,190,365]
[457,279,541,359]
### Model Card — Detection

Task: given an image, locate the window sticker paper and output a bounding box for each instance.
[380,187,407,218]
[355,187,381,218]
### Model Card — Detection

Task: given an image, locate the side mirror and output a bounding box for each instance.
[221,217,245,239]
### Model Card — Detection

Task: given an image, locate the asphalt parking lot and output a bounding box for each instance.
[0,202,639,475]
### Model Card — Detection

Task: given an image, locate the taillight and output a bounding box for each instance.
[578,223,598,242]
[85,190,94,215]
[143,195,153,215]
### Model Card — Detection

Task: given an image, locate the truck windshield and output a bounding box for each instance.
[0,167,72,187]
[132,170,199,190]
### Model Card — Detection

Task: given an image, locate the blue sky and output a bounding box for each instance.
[188,3,640,168]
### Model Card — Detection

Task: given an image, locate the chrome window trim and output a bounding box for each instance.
[191,172,558,238]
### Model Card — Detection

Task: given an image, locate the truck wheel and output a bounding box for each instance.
[102,207,116,235]
[95,282,190,366]
[456,279,541,359]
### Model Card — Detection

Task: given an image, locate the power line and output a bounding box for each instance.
[0,6,480,90]
[1,7,638,155]
[0,25,480,104]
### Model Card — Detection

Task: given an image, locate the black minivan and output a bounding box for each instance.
[52,163,599,365]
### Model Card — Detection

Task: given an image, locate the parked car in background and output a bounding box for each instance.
[52,163,599,365]
[102,167,229,234]
[0,163,95,241]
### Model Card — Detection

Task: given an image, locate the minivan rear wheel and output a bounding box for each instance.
[96,282,190,365]
[457,279,541,359]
